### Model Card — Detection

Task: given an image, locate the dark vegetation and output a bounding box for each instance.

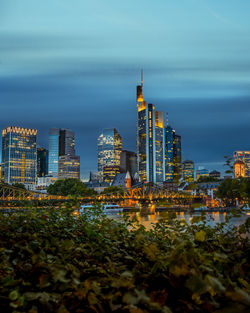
[0,206,249,313]
[47,179,97,197]
[100,186,124,195]
[216,178,250,206]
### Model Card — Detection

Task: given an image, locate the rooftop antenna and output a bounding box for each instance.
[166,112,169,126]
[141,69,143,88]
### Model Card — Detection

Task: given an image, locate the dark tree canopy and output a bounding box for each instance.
[12,183,26,190]
[47,178,97,196]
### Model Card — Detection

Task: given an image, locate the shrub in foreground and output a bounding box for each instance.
[0,207,249,313]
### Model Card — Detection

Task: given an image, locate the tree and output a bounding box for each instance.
[47,178,97,197]
[224,155,234,176]
[12,183,26,190]
[101,186,124,195]
[215,177,247,206]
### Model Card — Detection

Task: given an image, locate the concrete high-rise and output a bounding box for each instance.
[1,126,37,184]
[97,128,122,182]
[120,150,137,178]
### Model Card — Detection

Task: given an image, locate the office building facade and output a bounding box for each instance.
[37,147,48,177]
[48,128,80,179]
[234,151,250,177]
[58,155,80,179]
[183,160,194,182]
[120,150,137,178]
[1,126,37,184]
[97,128,122,181]
[136,72,181,184]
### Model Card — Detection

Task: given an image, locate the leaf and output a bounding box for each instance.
[195,230,206,242]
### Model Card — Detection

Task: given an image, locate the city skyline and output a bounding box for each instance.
[1,0,250,179]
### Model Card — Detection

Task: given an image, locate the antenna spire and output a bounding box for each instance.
[141,69,143,87]
[166,112,169,126]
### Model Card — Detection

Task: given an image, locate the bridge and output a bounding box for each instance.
[0,181,194,207]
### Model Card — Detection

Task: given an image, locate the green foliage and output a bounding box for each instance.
[0,207,249,312]
[12,183,26,190]
[224,156,234,175]
[197,176,219,183]
[47,178,97,197]
[101,185,124,195]
[216,178,250,206]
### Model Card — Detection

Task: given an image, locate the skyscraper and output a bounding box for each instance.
[48,128,80,179]
[37,147,48,177]
[183,160,194,182]
[234,151,250,177]
[137,71,156,183]
[165,125,174,181]
[1,126,37,184]
[136,72,182,184]
[120,150,137,178]
[97,128,122,181]
[58,155,80,179]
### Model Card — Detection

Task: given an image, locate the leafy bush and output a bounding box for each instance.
[0,206,249,312]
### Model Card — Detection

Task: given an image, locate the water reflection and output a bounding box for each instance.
[108,211,249,230]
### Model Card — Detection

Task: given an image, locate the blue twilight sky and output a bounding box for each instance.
[1,0,250,180]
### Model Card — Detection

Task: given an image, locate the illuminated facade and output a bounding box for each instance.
[137,71,156,182]
[183,160,194,182]
[48,128,78,178]
[234,160,245,178]
[37,147,48,177]
[103,165,120,184]
[58,155,80,179]
[98,128,122,181]
[136,72,181,183]
[196,168,209,180]
[234,151,250,177]
[165,125,174,181]
[155,111,165,182]
[1,126,37,184]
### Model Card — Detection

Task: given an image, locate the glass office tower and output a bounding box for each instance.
[98,128,122,181]
[165,125,174,181]
[48,128,59,177]
[1,126,37,184]
[155,111,165,182]
[58,155,80,179]
[37,147,48,177]
[136,71,156,183]
[48,128,79,179]
[173,133,182,181]
[183,160,194,182]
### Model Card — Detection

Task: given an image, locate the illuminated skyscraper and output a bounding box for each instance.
[234,151,250,177]
[136,72,181,183]
[37,147,48,177]
[48,128,79,179]
[183,160,194,182]
[165,125,174,181]
[1,126,37,184]
[98,128,122,181]
[137,71,156,182]
[58,155,80,179]
[155,111,165,182]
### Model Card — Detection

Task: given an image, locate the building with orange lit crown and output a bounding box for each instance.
[1,126,37,184]
[137,71,181,183]
[234,151,250,177]
[234,160,245,178]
